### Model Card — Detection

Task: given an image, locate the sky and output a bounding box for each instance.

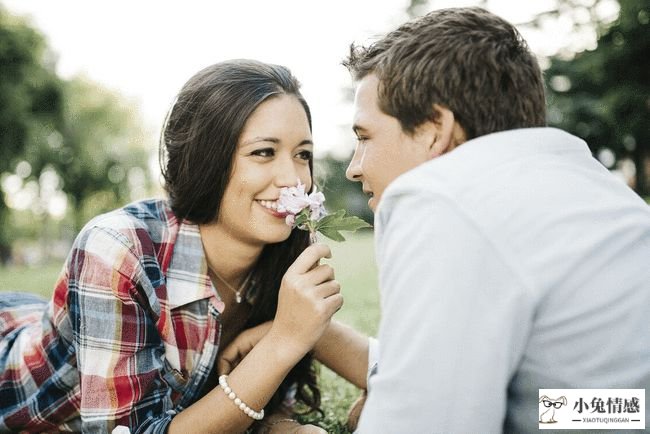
[2,0,616,159]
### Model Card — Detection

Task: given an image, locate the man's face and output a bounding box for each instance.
[346,74,432,212]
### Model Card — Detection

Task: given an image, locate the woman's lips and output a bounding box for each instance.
[255,200,288,218]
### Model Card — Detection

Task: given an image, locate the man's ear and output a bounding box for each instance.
[429,104,466,159]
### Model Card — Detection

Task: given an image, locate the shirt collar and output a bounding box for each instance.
[165,221,223,311]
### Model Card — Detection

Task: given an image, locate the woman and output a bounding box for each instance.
[0,60,348,433]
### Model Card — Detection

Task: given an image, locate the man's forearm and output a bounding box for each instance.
[314,320,369,389]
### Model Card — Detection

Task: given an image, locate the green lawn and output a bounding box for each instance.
[0,263,63,298]
[308,231,379,432]
[0,232,380,432]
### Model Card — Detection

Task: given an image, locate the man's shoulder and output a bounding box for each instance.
[381,127,592,210]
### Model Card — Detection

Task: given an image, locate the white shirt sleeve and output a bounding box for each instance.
[367,337,379,392]
[356,192,534,433]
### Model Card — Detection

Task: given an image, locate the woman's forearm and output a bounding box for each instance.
[168,330,304,434]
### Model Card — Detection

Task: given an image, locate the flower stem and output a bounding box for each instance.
[309,231,318,245]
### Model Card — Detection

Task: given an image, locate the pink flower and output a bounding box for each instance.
[308,190,327,221]
[278,180,326,220]
[277,180,311,215]
[277,179,371,242]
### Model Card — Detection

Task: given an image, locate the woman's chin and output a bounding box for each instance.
[256,226,293,245]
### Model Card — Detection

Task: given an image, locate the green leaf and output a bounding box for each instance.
[292,208,371,242]
[316,210,372,232]
[294,211,310,227]
[332,215,372,232]
[318,227,346,242]
[315,209,346,227]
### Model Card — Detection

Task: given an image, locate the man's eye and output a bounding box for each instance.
[356,136,368,143]
[251,148,275,157]
[297,150,313,161]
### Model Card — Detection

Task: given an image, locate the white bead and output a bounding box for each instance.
[239,403,246,410]
[234,398,241,405]
[224,387,232,395]
[228,392,236,400]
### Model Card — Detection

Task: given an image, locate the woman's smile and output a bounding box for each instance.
[255,199,287,218]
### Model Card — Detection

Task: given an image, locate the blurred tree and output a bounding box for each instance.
[1,6,152,264]
[545,0,650,195]
[0,5,63,263]
[44,76,151,231]
[316,156,374,226]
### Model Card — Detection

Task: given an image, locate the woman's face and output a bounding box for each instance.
[216,94,313,245]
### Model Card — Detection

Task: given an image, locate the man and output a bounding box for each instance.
[343,6,650,433]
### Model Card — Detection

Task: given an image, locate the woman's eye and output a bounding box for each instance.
[251,148,275,157]
[296,150,313,161]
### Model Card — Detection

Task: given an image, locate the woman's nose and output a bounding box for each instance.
[274,157,305,188]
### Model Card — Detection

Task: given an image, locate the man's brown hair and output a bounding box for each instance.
[343,7,546,139]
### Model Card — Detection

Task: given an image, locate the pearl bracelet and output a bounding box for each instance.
[218,374,265,420]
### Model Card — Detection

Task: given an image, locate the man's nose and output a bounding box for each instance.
[346,146,363,182]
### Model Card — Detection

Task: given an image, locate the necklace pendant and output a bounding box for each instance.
[235,293,242,303]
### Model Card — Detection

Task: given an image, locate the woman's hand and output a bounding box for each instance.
[218,321,272,375]
[269,243,343,362]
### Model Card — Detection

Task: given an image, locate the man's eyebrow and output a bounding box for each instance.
[352,124,368,134]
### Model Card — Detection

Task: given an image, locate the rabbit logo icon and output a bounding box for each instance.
[539,395,567,424]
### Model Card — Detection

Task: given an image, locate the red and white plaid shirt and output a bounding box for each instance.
[0,199,231,433]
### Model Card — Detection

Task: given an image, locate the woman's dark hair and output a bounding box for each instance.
[160,59,320,414]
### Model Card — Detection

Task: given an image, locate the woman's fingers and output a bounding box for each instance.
[313,279,341,299]
[286,243,331,274]
[217,322,272,374]
[217,347,242,376]
[305,264,335,286]
[324,293,344,315]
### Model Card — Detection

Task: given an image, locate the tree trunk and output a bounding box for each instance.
[0,196,12,266]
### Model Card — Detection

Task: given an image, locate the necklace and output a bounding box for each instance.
[209,267,253,304]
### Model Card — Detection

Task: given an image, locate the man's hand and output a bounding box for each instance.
[254,412,327,434]
[255,417,327,434]
[218,321,273,375]
[346,391,367,431]
[266,421,326,434]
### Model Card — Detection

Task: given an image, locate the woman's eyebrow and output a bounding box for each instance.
[241,136,280,146]
[242,137,314,147]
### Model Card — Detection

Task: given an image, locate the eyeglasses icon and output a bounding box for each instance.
[542,400,564,409]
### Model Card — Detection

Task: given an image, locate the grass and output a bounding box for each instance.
[0,263,63,298]
[304,231,379,432]
[0,231,380,432]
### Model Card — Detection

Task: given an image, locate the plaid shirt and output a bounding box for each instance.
[0,199,231,433]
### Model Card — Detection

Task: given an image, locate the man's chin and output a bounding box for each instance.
[368,196,377,212]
